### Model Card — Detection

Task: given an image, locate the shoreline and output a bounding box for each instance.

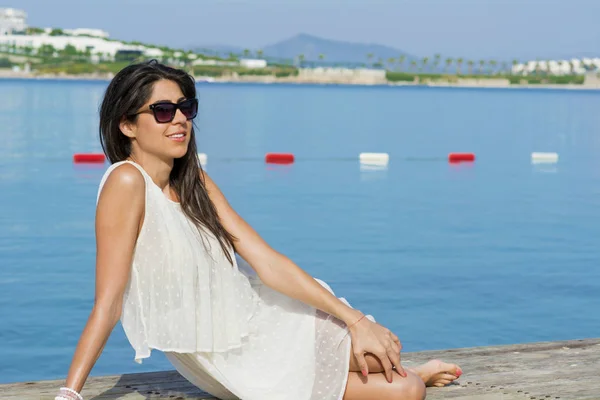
[2,71,600,91]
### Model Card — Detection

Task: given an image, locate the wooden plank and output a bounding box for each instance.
[1,338,599,400]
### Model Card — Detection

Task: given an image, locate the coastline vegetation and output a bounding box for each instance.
[0,28,594,86]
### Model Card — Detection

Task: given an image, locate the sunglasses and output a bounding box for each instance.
[134,98,198,123]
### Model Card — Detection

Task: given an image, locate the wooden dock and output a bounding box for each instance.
[2,338,599,399]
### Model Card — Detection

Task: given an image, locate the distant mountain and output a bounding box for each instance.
[190,33,416,66]
[262,33,415,65]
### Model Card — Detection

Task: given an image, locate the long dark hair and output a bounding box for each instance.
[99,59,236,264]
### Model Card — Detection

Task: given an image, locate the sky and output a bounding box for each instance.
[11,0,600,60]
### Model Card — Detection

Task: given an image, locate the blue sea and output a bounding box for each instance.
[0,80,599,384]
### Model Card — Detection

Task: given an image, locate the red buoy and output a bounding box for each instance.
[73,153,106,163]
[265,153,295,164]
[448,153,475,163]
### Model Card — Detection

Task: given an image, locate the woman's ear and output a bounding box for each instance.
[119,116,137,139]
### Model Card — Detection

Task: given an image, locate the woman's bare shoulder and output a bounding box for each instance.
[98,163,145,206]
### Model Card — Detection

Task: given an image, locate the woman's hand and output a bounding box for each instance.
[348,316,407,382]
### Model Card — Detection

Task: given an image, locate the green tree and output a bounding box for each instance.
[387,57,395,70]
[445,57,453,73]
[61,44,79,57]
[49,28,64,36]
[467,60,474,75]
[366,53,374,67]
[398,55,406,71]
[256,49,264,59]
[478,60,485,74]
[38,44,56,57]
[26,26,44,35]
[243,49,250,58]
[421,57,429,72]
[456,58,464,75]
[512,59,520,75]
[434,53,441,72]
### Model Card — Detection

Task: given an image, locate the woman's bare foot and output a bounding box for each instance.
[409,359,462,387]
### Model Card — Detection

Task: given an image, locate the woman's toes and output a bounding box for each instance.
[440,362,462,377]
[439,373,458,381]
[453,364,463,377]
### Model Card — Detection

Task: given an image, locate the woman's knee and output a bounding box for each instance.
[396,371,426,400]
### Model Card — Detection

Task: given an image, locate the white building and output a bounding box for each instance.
[0,34,164,60]
[62,28,109,39]
[512,57,600,76]
[0,8,27,35]
[239,58,267,68]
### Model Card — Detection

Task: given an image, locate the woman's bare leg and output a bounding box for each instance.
[343,370,426,400]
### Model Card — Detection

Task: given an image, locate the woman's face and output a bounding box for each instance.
[122,79,194,161]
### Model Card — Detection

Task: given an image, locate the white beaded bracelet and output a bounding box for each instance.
[58,387,83,400]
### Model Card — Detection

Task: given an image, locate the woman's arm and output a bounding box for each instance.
[202,171,406,382]
[61,165,145,394]
[202,171,362,325]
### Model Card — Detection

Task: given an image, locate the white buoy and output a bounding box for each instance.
[531,152,558,164]
[359,152,389,166]
[198,153,208,167]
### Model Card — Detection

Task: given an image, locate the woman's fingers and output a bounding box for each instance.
[353,349,369,376]
[386,340,407,378]
[377,348,395,383]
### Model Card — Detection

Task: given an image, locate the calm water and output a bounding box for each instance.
[1,80,599,384]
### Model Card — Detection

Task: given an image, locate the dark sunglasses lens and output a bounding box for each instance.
[153,104,176,123]
[180,100,198,120]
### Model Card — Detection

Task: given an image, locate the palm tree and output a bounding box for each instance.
[398,55,406,71]
[410,60,417,71]
[243,49,250,58]
[467,60,474,75]
[421,57,429,72]
[512,59,519,75]
[489,60,497,75]
[457,58,464,75]
[367,53,374,67]
[445,58,453,73]
[319,54,325,65]
[478,60,485,75]
[434,53,441,72]
[387,57,395,70]
[256,49,264,59]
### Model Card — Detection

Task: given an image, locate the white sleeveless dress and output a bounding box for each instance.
[97,160,375,400]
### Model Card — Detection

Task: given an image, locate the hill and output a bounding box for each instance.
[190,33,415,66]
[262,33,414,65]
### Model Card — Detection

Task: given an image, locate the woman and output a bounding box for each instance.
[55,60,462,400]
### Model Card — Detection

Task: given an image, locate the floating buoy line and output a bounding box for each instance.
[72,151,560,166]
